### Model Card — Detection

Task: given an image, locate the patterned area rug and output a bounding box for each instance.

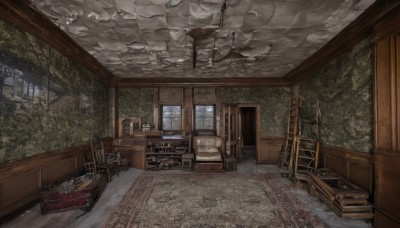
[103,173,326,228]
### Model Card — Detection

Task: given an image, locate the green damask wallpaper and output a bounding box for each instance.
[119,88,154,124]
[0,19,109,163]
[220,87,291,136]
[293,39,373,152]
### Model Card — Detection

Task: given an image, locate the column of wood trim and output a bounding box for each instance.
[396,34,400,151]
[114,87,119,137]
[153,87,159,130]
[390,36,397,150]
[183,87,193,133]
[375,38,392,149]
[215,88,220,136]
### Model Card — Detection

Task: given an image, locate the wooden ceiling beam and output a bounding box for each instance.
[114,77,291,88]
[0,0,114,84]
[285,0,400,84]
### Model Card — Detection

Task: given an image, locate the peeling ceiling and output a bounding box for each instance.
[31,0,374,79]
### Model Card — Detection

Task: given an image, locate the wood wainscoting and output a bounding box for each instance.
[0,137,113,219]
[374,150,400,227]
[321,146,374,195]
[258,136,285,164]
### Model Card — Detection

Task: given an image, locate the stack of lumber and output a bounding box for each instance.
[308,171,373,219]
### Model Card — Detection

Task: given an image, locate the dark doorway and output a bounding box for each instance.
[240,107,256,162]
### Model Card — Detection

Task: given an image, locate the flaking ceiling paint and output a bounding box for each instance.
[31,0,374,79]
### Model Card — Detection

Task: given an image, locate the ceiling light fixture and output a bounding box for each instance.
[219,0,227,29]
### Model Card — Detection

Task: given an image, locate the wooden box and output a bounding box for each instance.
[40,176,106,214]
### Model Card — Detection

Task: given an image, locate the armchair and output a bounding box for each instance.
[193,136,223,162]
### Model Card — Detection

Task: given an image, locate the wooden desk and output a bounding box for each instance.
[113,136,189,170]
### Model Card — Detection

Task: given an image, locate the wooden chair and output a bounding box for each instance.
[91,138,119,182]
[84,162,96,175]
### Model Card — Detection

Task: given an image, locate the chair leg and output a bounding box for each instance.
[107,169,111,182]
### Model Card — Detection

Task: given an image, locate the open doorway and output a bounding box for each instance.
[240,107,256,162]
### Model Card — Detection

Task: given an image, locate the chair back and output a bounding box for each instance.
[84,162,96,175]
[193,135,223,149]
[91,138,106,165]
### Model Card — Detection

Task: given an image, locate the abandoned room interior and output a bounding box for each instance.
[1,0,400,227]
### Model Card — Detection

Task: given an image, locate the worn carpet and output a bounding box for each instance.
[103,173,326,228]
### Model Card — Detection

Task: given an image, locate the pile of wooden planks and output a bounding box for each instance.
[308,171,373,219]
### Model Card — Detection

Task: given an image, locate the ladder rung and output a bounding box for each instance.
[299,148,315,152]
[298,155,314,159]
[297,164,314,168]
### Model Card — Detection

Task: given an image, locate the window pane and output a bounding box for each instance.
[205,106,214,117]
[162,105,181,130]
[203,118,213,129]
[172,106,181,117]
[195,118,203,128]
[195,105,214,130]
[171,117,181,130]
[163,117,171,130]
[163,106,172,117]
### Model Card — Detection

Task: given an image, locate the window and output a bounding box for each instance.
[195,105,215,130]
[162,105,182,130]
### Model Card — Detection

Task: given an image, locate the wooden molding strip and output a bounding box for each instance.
[286,0,400,84]
[116,77,292,87]
[321,145,374,167]
[0,0,114,84]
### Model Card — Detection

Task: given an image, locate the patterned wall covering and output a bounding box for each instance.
[292,39,373,153]
[0,19,109,163]
[118,88,154,125]
[220,87,291,137]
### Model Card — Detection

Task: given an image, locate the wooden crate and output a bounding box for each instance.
[308,172,373,219]
[195,162,224,173]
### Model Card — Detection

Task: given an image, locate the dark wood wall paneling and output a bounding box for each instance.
[373,6,400,225]
[0,137,113,219]
[258,137,285,164]
[321,146,374,194]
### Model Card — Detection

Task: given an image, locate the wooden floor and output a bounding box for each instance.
[2,161,372,228]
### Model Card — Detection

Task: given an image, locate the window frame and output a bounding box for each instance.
[160,105,182,131]
[194,104,216,131]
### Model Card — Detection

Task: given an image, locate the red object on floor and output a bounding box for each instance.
[40,176,106,214]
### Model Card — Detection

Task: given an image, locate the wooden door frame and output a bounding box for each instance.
[238,104,260,163]
[221,104,240,161]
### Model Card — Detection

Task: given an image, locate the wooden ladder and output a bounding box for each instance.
[280,98,301,178]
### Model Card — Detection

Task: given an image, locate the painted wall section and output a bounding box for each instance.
[118,88,154,124]
[293,39,373,153]
[220,87,291,137]
[0,19,109,163]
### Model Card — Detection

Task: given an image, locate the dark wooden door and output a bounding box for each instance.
[240,107,256,146]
